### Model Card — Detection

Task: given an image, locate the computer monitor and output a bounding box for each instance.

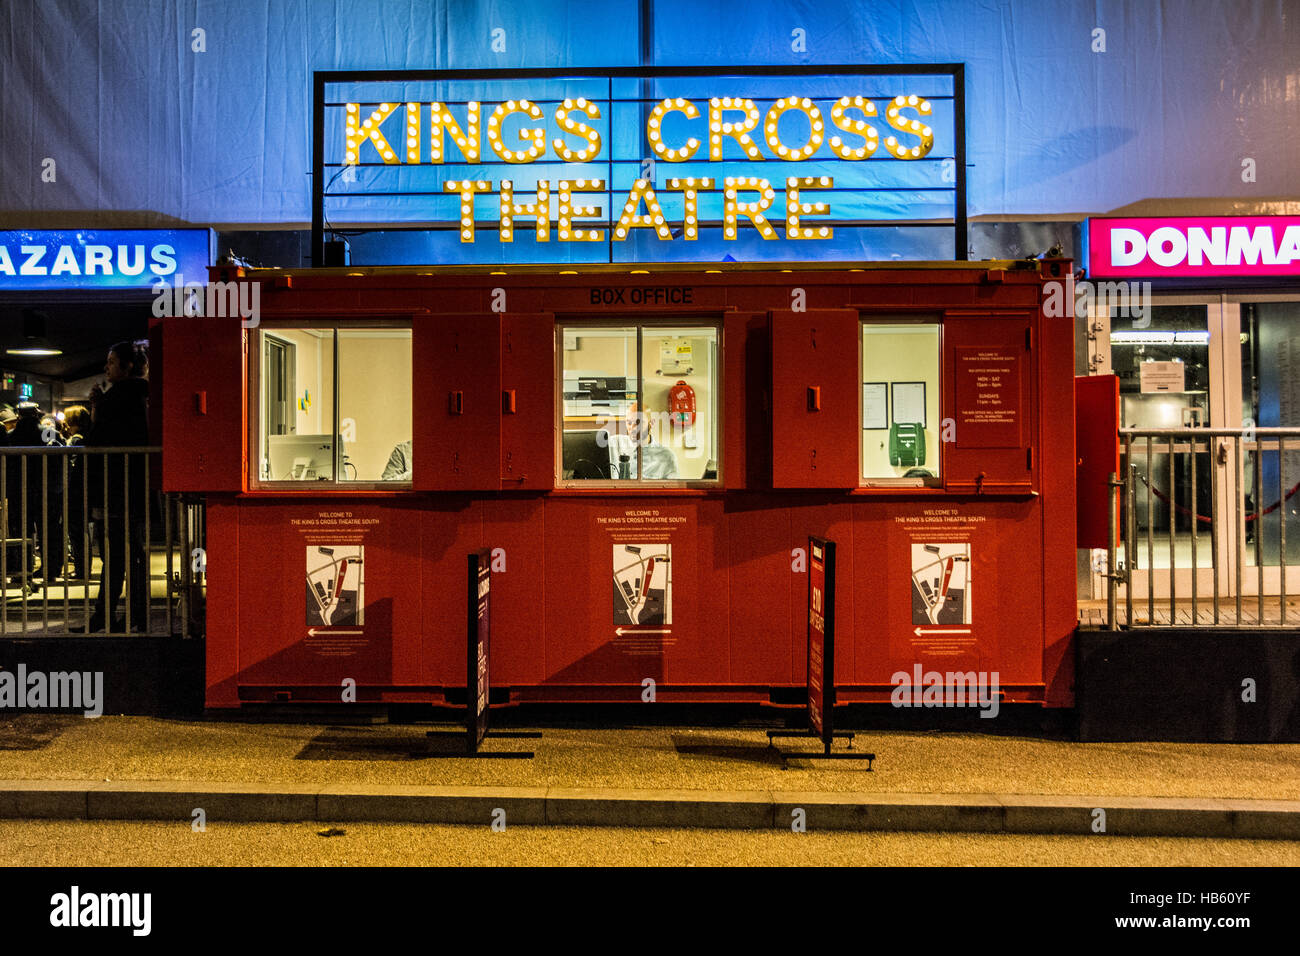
[562,430,610,480]
[577,376,627,400]
[267,434,338,481]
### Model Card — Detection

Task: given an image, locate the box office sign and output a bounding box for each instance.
[1087,216,1300,279]
[312,66,966,265]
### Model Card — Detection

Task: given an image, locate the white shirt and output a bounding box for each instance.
[605,433,678,479]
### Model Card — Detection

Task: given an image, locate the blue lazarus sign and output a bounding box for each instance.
[0,229,214,291]
[314,66,966,266]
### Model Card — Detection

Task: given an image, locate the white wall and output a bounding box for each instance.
[862,325,941,478]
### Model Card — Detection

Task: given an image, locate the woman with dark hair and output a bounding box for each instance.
[83,341,150,633]
[62,405,93,581]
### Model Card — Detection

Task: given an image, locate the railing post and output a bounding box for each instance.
[40,454,49,633]
[1211,436,1221,625]
[181,497,192,640]
[165,491,174,637]
[1167,433,1176,624]
[1107,471,1120,630]
[1235,435,1243,625]
[1145,436,1154,625]
[1255,436,1264,623]
[1190,433,1199,625]
[20,454,29,634]
[1281,438,1288,626]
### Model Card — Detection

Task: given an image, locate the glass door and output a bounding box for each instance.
[1234,296,1300,602]
[1112,297,1222,605]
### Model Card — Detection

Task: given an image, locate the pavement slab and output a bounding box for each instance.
[0,716,1296,799]
[0,715,1296,836]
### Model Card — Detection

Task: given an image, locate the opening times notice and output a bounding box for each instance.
[956,348,1021,447]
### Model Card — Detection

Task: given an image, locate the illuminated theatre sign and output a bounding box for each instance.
[311,66,966,266]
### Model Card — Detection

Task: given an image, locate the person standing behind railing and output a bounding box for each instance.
[62,405,93,582]
[0,405,18,581]
[6,403,65,581]
[84,342,150,633]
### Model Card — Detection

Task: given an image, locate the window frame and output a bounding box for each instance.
[248,319,414,492]
[859,314,945,489]
[554,316,723,490]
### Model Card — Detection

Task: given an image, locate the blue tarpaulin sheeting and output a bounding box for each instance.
[1,0,1296,228]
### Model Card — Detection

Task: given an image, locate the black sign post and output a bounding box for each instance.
[807,537,833,748]
[426,550,538,758]
[768,536,875,766]
[468,549,492,753]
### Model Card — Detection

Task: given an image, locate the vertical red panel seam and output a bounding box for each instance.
[1047,317,1057,694]
[789,504,796,684]
[232,499,239,688]
[848,500,855,684]
[722,504,731,683]
[417,500,424,684]
[541,499,548,684]
[1039,313,1049,690]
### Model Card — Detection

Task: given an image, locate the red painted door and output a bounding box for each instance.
[160,315,245,492]
[413,313,501,491]
[769,309,859,488]
[499,314,554,490]
[942,313,1036,494]
[723,311,765,491]
[1076,374,1120,549]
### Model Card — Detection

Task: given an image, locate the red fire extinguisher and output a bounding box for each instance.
[668,380,696,427]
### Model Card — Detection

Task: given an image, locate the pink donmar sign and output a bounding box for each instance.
[1088,216,1300,278]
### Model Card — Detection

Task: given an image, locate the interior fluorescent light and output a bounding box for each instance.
[1110,331,1174,344]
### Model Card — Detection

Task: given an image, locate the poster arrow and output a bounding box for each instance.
[615,627,672,636]
[913,627,972,636]
[308,627,364,637]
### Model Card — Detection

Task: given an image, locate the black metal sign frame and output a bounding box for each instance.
[807,536,834,747]
[311,64,967,266]
[768,535,874,766]
[468,548,492,753]
[425,549,538,758]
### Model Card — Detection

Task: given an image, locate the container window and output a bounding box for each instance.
[861,322,941,484]
[256,327,412,485]
[559,323,719,484]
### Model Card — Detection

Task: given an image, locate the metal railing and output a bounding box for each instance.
[0,446,204,637]
[1105,427,1300,629]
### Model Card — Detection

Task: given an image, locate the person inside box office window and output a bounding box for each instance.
[602,401,678,480]
[382,439,412,481]
[83,342,150,632]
